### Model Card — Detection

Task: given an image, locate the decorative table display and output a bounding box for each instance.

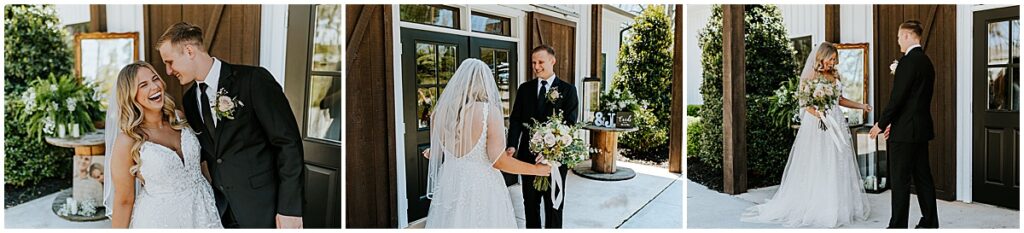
[852,125,889,193]
[45,131,107,221]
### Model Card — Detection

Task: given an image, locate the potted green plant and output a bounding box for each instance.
[19,73,104,140]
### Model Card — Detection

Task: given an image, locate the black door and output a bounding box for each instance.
[284,5,342,227]
[972,6,1019,209]
[400,28,518,223]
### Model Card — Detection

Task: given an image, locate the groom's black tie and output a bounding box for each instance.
[537,80,548,112]
[199,83,216,135]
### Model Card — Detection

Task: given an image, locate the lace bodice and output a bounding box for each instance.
[130,127,221,228]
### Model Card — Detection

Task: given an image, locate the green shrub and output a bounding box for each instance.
[687,104,702,116]
[615,5,673,157]
[686,117,703,158]
[4,4,78,187]
[693,5,798,185]
[619,107,668,159]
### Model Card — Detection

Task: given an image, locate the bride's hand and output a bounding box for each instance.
[422,149,430,159]
[862,104,873,112]
[535,164,552,177]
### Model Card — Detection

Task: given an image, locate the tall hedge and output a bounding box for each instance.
[4,5,75,186]
[615,5,673,156]
[693,5,798,185]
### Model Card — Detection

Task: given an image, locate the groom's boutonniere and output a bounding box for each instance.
[214,88,244,120]
[889,59,900,75]
[547,86,561,104]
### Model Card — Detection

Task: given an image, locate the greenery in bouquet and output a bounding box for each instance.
[527,111,588,191]
[795,74,840,130]
[19,73,105,141]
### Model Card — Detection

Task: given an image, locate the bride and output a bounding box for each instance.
[740,42,872,228]
[422,59,552,228]
[103,61,222,228]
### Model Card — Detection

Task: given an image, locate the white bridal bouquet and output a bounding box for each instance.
[796,74,840,130]
[527,111,588,192]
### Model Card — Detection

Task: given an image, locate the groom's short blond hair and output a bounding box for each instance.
[899,20,923,38]
[156,22,206,52]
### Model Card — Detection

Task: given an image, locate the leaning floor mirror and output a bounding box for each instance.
[836,43,870,126]
[75,32,140,110]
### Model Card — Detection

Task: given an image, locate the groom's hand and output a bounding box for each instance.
[505,147,516,157]
[422,148,430,159]
[275,214,302,229]
[883,125,892,140]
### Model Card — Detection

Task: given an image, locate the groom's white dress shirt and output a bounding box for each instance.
[197,58,223,127]
[536,74,557,96]
[905,44,922,56]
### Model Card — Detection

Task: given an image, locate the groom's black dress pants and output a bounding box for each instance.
[887,142,939,229]
[522,164,569,229]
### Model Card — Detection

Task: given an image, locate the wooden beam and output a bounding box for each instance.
[89,5,106,32]
[590,5,602,79]
[825,4,840,43]
[722,5,748,195]
[668,4,683,173]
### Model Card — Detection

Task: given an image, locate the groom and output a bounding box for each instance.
[870,20,939,229]
[156,22,305,228]
[506,45,579,229]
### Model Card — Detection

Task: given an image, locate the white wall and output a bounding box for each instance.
[685,5,711,105]
[260,5,289,86]
[840,5,875,123]
[601,6,634,89]
[54,5,90,26]
[105,5,146,60]
[778,5,826,45]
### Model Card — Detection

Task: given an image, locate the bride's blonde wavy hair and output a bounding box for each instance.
[115,61,186,182]
[814,42,839,75]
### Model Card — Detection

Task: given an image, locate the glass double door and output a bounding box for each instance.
[399,28,518,222]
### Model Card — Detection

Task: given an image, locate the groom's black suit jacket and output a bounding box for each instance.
[505,77,579,183]
[877,47,935,143]
[183,62,304,228]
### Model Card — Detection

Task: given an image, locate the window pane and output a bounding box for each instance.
[417,87,438,129]
[438,44,458,85]
[988,67,1011,111]
[988,21,1010,65]
[480,47,511,117]
[312,5,341,72]
[1013,20,1019,62]
[400,5,458,29]
[415,43,437,86]
[306,75,341,141]
[471,12,511,36]
[1011,66,1019,111]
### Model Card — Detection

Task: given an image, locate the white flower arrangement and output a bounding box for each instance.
[889,59,899,75]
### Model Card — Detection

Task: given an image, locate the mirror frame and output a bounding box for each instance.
[74,32,140,81]
[836,42,870,125]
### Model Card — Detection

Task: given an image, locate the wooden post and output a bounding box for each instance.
[591,130,618,173]
[89,5,106,32]
[591,5,602,79]
[825,5,841,43]
[668,4,683,173]
[722,5,748,195]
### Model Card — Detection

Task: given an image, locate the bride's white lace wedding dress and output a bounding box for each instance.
[129,127,222,228]
[425,103,518,228]
[740,80,870,228]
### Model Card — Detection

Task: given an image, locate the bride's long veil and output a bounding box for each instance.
[102,79,120,217]
[425,59,503,199]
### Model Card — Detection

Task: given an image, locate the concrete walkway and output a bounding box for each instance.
[4,189,110,228]
[687,179,1019,229]
[409,160,683,229]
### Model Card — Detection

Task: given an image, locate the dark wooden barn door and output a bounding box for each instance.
[143,5,261,108]
[527,12,576,84]
[873,5,957,201]
[345,5,399,228]
[972,6,1020,209]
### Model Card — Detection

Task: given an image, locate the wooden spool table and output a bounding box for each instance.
[45,131,108,221]
[572,125,638,181]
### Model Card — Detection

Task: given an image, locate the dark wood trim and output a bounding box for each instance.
[590,5,602,79]
[347,5,377,66]
[722,4,747,195]
[825,5,840,43]
[668,4,683,174]
[89,5,106,32]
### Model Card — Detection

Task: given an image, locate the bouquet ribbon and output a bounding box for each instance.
[821,114,850,151]
[548,161,565,210]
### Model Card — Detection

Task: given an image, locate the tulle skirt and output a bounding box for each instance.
[425,158,517,228]
[740,108,870,228]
